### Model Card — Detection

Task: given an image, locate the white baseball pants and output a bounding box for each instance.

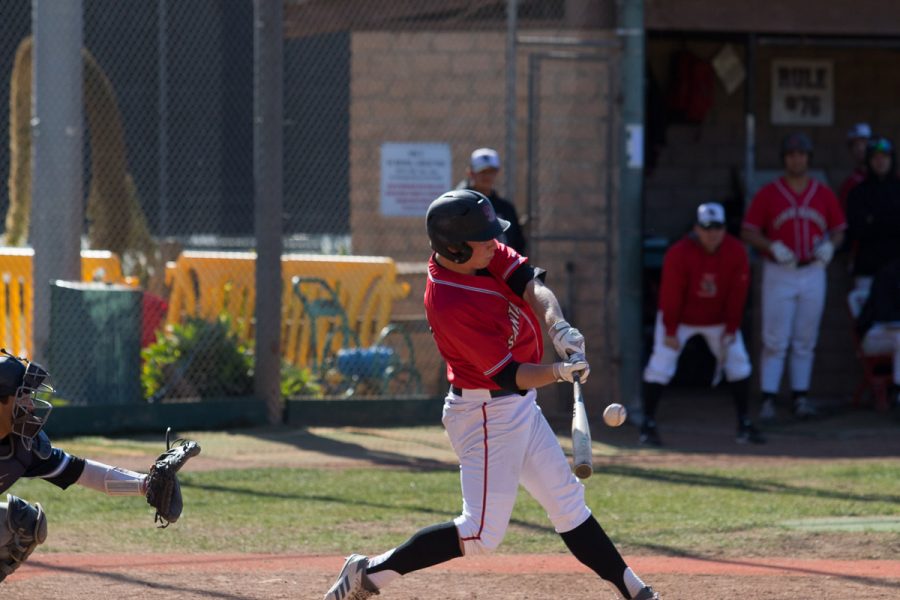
[643,312,752,385]
[861,325,900,386]
[442,388,591,556]
[760,261,826,394]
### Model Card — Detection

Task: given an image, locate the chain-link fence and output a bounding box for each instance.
[0,1,620,425]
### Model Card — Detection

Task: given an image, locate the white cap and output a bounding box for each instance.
[470,148,501,173]
[696,202,726,227]
[847,123,872,140]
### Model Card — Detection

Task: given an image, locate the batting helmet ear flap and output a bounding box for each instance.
[428,235,473,264]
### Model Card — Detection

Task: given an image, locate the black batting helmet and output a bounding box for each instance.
[426,190,510,264]
[781,132,813,157]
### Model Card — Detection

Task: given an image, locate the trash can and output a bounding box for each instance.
[48,280,142,405]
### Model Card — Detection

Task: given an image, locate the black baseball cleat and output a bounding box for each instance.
[793,396,819,419]
[639,422,662,447]
[736,421,766,444]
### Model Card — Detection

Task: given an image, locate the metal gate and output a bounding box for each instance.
[521,36,622,416]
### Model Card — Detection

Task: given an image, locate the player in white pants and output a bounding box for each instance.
[758,261,827,402]
[641,203,763,446]
[742,133,846,419]
[855,258,900,409]
[324,190,660,600]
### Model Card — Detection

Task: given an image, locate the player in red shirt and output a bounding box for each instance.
[324,190,660,600]
[838,122,871,213]
[741,133,846,420]
[640,202,763,446]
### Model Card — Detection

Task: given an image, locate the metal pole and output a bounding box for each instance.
[157,0,169,235]
[31,0,83,362]
[617,0,644,409]
[504,0,518,203]
[744,33,756,204]
[526,53,539,263]
[253,0,284,424]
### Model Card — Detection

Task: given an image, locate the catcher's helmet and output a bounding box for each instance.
[0,352,53,450]
[781,132,813,157]
[426,190,510,263]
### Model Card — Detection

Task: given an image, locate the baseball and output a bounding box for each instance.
[603,403,627,427]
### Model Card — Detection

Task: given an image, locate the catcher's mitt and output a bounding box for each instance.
[146,428,201,528]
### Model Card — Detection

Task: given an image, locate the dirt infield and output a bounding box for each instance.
[7,552,900,599]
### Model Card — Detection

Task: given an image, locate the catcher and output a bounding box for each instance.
[0,351,200,582]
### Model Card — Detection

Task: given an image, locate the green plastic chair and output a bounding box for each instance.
[292,276,422,397]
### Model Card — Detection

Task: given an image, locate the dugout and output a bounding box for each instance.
[640,0,900,402]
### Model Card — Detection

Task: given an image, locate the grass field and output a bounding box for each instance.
[10,423,900,562]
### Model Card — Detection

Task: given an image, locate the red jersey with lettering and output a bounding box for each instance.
[658,233,749,335]
[742,177,846,263]
[425,242,543,389]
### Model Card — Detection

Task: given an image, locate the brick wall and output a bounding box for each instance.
[349,30,622,409]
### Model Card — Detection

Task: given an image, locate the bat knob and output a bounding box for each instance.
[574,464,593,479]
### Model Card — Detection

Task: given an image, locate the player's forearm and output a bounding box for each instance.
[828,230,845,249]
[514,362,560,389]
[524,279,566,328]
[77,458,148,496]
[740,227,771,254]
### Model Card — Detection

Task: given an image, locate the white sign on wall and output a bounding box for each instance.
[771,59,834,126]
[380,142,452,217]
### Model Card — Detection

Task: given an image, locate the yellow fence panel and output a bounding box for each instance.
[163,251,410,369]
[0,249,132,356]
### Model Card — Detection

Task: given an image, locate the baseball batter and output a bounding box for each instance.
[0,351,196,580]
[324,190,660,600]
[741,133,846,420]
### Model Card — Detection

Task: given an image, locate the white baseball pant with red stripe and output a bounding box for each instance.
[760,261,827,393]
[442,388,590,556]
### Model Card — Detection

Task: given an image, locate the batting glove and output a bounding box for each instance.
[813,239,834,265]
[769,240,796,265]
[549,320,586,360]
[553,354,590,384]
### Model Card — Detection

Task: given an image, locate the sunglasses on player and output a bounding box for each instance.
[698,222,725,230]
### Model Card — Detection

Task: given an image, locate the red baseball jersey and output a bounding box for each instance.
[657,234,749,335]
[743,177,846,263]
[425,242,543,389]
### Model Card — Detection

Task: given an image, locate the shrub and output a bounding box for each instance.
[281,363,322,398]
[141,315,253,401]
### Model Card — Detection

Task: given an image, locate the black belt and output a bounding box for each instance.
[451,385,526,397]
[770,259,816,267]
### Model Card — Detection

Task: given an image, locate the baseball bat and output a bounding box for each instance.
[571,374,593,479]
